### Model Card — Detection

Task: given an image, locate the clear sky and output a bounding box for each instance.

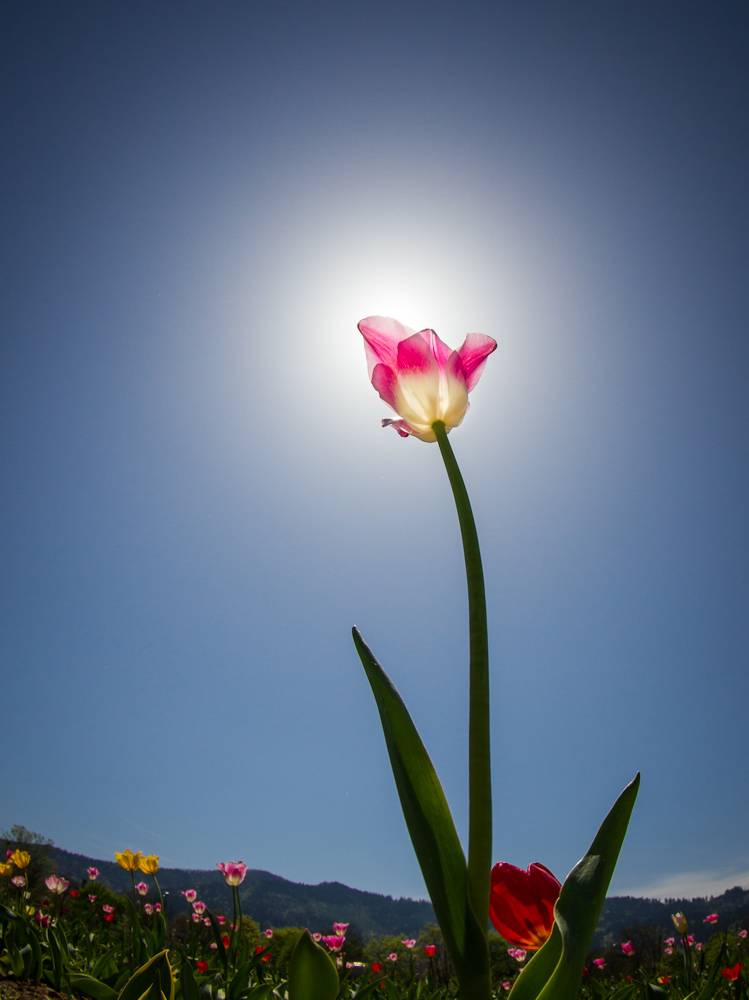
[2,1,748,904]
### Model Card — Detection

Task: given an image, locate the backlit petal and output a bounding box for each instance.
[359,316,418,378]
[458,333,498,392]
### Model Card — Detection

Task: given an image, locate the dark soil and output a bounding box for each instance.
[0,980,70,1000]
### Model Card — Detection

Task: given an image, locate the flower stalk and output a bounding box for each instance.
[433,420,492,936]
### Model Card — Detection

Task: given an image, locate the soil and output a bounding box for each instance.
[0,980,70,1000]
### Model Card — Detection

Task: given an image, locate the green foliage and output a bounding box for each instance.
[288,930,338,1000]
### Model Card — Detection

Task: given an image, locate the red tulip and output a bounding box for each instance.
[424,944,436,956]
[721,964,744,982]
[196,961,209,974]
[489,862,561,950]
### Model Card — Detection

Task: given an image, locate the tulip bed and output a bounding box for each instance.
[0,848,746,1000]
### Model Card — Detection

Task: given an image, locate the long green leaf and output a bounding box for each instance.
[119,950,175,1000]
[288,930,338,1000]
[510,773,640,1000]
[70,973,119,1000]
[352,627,489,998]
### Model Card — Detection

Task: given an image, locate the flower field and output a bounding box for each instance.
[1,845,746,1000]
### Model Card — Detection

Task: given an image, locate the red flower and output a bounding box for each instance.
[222,934,230,949]
[262,955,271,962]
[69,890,79,898]
[196,961,209,974]
[105,914,114,922]
[372,962,382,972]
[489,862,561,950]
[721,964,744,982]
[425,944,436,957]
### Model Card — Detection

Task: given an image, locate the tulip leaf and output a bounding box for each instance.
[69,975,119,1000]
[509,773,640,1000]
[352,627,490,998]
[287,930,338,1000]
[119,950,175,1000]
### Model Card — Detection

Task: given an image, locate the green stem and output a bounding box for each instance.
[433,420,492,936]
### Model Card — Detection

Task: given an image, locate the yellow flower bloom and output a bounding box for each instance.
[115,849,143,871]
[671,912,688,934]
[10,850,31,869]
[0,862,13,877]
[26,905,35,917]
[139,855,160,874]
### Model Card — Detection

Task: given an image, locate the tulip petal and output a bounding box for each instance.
[359,316,418,378]
[458,333,498,392]
[417,328,454,370]
[371,363,398,411]
[382,418,414,437]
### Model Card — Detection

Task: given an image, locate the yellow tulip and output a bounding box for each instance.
[115,849,143,871]
[10,850,31,869]
[671,912,688,934]
[139,855,160,874]
[0,862,13,877]
[26,905,35,917]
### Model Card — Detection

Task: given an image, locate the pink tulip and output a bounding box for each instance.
[665,948,673,955]
[204,918,211,926]
[216,861,247,886]
[209,942,217,950]
[695,943,703,951]
[192,901,206,914]
[739,930,748,939]
[102,904,114,914]
[87,868,99,880]
[144,903,154,915]
[12,876,26,887]
[687,934,695,944]
[265,928,274,938]
[665,938,675,946]
[135,882,149,896]
[192,914,200,923]
[154,903,161,912]
[358,316,497,442]
[509,948,527,963]
[312,933,322,942]
[88,894,96,903]
[502,983,511,992]
[322,935,346,953]
[387,953,397,962]
[622,941,635,956]
[36,910,51,928]
[45,875,70,895]
[217,916,226,924]
[593,958,605,969]
[402,939,416,949]
[333,922,349,936]
[704,913,719,924]
[182,889,197,903]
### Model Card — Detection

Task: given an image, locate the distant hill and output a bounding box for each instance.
[22,844,749,946]
[44,847,434,940]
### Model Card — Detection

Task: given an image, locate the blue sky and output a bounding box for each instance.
[1,1,748,904]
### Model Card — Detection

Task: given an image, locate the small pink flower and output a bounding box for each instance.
[6,850,13,859]
[512,949,527,963]
[593,958,605,969]
[12,876,26,887]
[687,934,695,944]
[192,913,200,922]
[102,904,114,914]
[217,915,226,924]
[45,875,70,895]
[144,903,154,915]
[425,944,436,957]
[358,316,497,442]
[154,903,161,912]
[182,889,197,903]
[333,923,349,936]
[704,913,719,924]
[622,941,635,956]
[209,942,217,950]
[87,868,99,880]
[192,901,206,914]
[265,928,274,938]
[739,930,748,939]
[135,882,148,896]
[36,910,51,927]
[313,933,321,942]
[665,948,673,955]
[402,939,416,948]
[665,938,675,946]
[502,984,511,992]
[695,943,703,951]
[387,953,397,962]
[88,894,96,902]
[204,918,211,926]
[216,861,247,886]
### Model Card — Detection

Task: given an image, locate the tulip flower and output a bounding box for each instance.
[196,961,209,974]
[402,939,416,948]
[489,862,561,950]
[502,983,511,992]
[209,942,217,950]
[593,958,605,969]
[45,875,69,895]
[739,930,748,939]
[509,948,527,963]
[204,918,211,926]
[12,876,26,887]
[0,863,13,877]
[312,933,321,942]
[672,912,688,933]
[105,914,114,922]
[216,861,247,886]
[192,900,206,914]
[387,953,397,961]
[334,922,349,935]
[144,903,154,915]
[88,894,96,903]
[425,944,436,957]
[115,850,142,871]
[704,912,718,924]
[621,941,635,956]
[265,928,274,938]
[722,964,744,981]
[182,889,197,903]
[102,904,114,913]
[222,934,230,949]
[686,934,695,944]
[191,914,200,923]
[135,881,149,896]
[10,850,31,869]
[322,935,346,953]
[87,867,99,880]
[358,316,497,442]
[664,947,673,955]
[372,962,382,972]
[139,854,160,874]
[154,903,161,912]
[665,937,675,946]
